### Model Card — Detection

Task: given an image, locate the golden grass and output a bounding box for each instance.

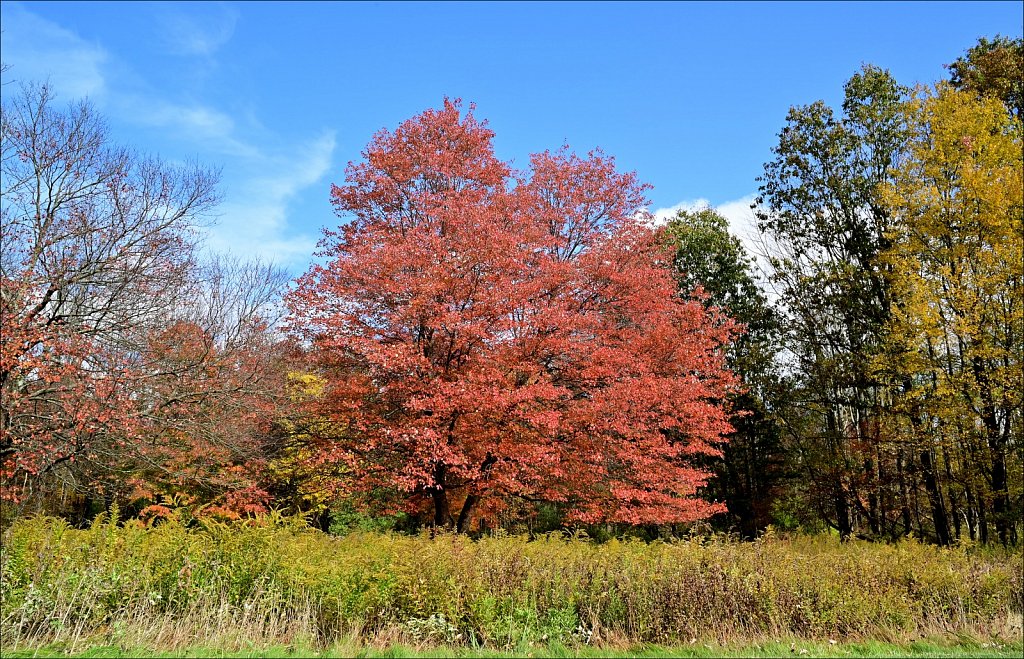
[2,514,1020,654]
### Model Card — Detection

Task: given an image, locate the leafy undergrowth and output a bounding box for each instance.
[1,514,1021,656]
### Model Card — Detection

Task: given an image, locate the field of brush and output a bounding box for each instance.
[1,514,1021,657]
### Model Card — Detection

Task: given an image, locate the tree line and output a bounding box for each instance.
[1,37,1020,545]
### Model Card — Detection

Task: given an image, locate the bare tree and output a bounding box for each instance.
[1,83,288,515]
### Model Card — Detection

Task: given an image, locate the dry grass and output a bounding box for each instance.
[2,514,1021,655]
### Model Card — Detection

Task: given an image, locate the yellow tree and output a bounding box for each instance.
[879,84,1023,545]
[262,373,347,529]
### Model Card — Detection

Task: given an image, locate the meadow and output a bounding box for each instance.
[1,514,1020,657]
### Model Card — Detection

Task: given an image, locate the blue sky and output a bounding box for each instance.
[2,1,1021,272]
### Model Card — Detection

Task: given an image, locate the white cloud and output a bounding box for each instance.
[207,131,337,270]
[116,95,263,160]
[650,194,767,266]
[0,3,108,100]
[109,93,327,268]
[714,194,763,259]
[2,4,333,273]
[128,100,234,136]
[156,3,239,57]
[649,198,714,224]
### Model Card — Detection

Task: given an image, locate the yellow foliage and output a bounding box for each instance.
[878,83,1023,519]
[287,371,327,400]
[265,371,349,513]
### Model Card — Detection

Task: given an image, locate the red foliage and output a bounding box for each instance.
[0,275,283,509]
[0,86,287,514]
[287,100,738,529]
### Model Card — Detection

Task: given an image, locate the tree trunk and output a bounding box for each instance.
[945,459,963,543]
[990,449,1009,546]
[973,354,1009,546]
[920,449,952,546]
[834,478,853,541]
[978,496,989,545]
[864,456,880,536]
[897,450,912,536]
[432,464,451,528]
[456,494,478,533]
[965,486,978,542]
[455,454,497,533]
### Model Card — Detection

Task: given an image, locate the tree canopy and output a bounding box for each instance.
[286,100,738,531]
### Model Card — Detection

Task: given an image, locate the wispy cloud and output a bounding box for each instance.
[155,2,239,57]
[714,194,762,255]
[208,131,337,269]
[649,198,715,224]
[0,3,108,99]
[116,95,263,160]
[2,3,333,273]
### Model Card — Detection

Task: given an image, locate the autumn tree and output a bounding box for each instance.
[259,371,351,531]
[288,100,738,531]
[877,85,1023,546]
[947,35,1024,119]
[754,64,922,540]
[0,83,288,517]
[663,207,787,538]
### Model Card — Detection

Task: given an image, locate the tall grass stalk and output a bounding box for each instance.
[1,514,1020,654]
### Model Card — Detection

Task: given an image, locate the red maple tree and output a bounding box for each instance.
[288,100,738,530]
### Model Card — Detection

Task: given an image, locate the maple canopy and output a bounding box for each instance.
[287,100,738,530]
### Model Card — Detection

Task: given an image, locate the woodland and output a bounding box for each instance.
[0,35,1021,657]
